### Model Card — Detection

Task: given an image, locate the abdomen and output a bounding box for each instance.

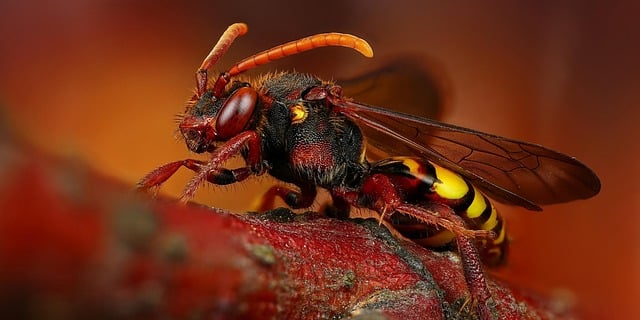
[371,156,508,266]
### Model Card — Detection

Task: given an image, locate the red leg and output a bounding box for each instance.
[137,160,203,193]
[256,184,317,212]
[181,131,262,201]
[396,204,495,240]
[337,174,495,239]
[321,193,352,219]
[414,204,497,319]
[137,159,253,193]
[332,173,496,319]
[456,233,496,320]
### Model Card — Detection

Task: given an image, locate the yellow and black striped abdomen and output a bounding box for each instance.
[371,156,508,266]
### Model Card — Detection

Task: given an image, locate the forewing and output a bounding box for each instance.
[334,101,601,210]
[339,57,443,120]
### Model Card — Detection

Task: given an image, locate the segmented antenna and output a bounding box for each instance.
[196,23,248,96]
[227,32,374,76]
[199,23,374,97]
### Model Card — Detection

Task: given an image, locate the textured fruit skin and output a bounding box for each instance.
[0,133,572,319]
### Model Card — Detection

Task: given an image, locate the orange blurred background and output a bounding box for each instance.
[1,1,638,319]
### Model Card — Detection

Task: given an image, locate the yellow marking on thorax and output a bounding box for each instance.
[466,186,487,218]
[289,104,307,123]
[432,164,469,200]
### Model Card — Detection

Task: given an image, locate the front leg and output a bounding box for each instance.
[138,131,262,201]
[137,159,254,194]
[178,131,261,201]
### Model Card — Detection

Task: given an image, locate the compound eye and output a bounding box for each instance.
[215,87,258,139]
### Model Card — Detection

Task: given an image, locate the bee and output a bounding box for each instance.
[138,23,600,318]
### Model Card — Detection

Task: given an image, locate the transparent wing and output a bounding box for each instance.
[334,101,601,210]
[339,56,444,120]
